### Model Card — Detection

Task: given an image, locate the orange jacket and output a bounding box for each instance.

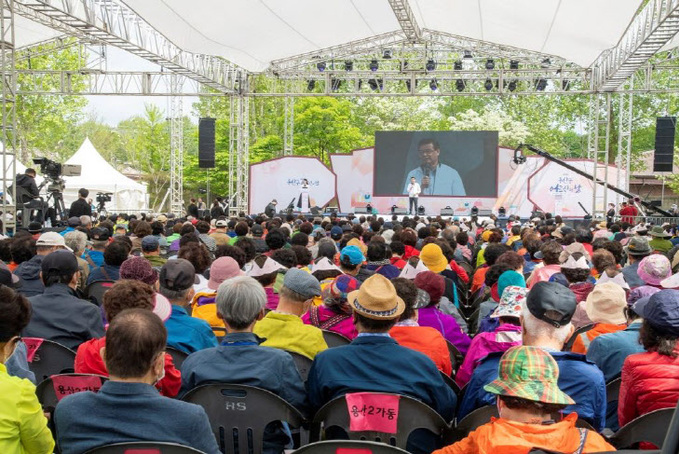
[571,323,626,355]
[390,325,452,376]
[433,413,614,454]
[471,266,489,295]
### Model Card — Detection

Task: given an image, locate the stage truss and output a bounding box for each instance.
[1,0,679,224]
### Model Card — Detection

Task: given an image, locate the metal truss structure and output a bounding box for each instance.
[587,93,612,220]
[1,0,16,234]
[283,96,294,156]
[387,0,421,41]
[228,95,249,214]
[616,77,634,207]
[593,0,679,91]
[168,74,183,216]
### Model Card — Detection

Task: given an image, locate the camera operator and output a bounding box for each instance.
[69,188,92,218]
[15,168,46,223]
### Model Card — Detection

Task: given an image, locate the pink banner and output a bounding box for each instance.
[22,337,43,362]
[345,392,400,434]
[51,375,104,401]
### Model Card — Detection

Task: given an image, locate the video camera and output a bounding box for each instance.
[96,192,112,203]
[32,157,82,193]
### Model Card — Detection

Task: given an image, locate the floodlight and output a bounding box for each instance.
[307,80,315,91]
[485,59,495,70]
[510,60,519,70]
[368,78,382,91]
[508,80,517,92]
[383,49,393,59]
[456,79,465,92]
[344,61,353,71]
[369,59,379,72]
[541,58,551,68]
[535,78,547,91]
[454,61,463,71]
[429,79,438,91]
[331,78,341,92]
[484,78,493,91]
[463,50,473,59]
[317,61,326,72]
[426,59,436,71]
[562,79,571,91]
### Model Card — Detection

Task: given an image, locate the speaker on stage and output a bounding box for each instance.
[354,207,369,214]
[440,206,454,216]
[198,117,216,168]
[391,205,407,215]
[654,116,676,172]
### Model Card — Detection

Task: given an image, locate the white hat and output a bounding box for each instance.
[36,231,72,252]
[246,257,286,277]
[312,257,342,273]
[398,258,429,279]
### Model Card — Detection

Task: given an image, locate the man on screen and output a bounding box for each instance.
[402,138,466,196]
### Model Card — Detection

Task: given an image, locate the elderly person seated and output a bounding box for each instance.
[0,285,54,454]
[247,255,285,311]
[571,282,628,354]
[389,278,452,376]
[302,274,359,340]
[456,286,524,387]
[55,309,219,454]
[64,230,90,290]
[191,257,244,331]
[434,346,614,454]
[458,282,607,431]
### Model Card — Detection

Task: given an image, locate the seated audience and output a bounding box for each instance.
[253,268,328,359]
[571,282,628,354]
[302,274,359,340]
[308,274,457,454]
[178,242,212,293]
[0,285,54,453]
[158,259,218,353]
[458,282,606,431]
[209,219,231,246]
[557,246,595,328]
[82,227,109,269]
[55,309,219,454]
[24,250,104,349]
[142,235,167,269]
[339,245,373,283]
[247,255,285,310]
[627,253,672,305]
[364,241,400,279]
[15,231,70,297]
[622,236,651,288]
[192,256,244,331]
[456,286,523,387]
[86,239,129,284]
[619,289,679,428]
[434,346,614,454]
[389,278,452,376]
[476,269,525,334]
[64,230,90,291]
[526,240,562,288]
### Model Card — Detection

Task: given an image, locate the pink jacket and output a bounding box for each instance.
[455,324,522,387]
[301,304,357,340]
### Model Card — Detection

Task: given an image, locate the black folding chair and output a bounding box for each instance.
[293,440,409,453]
[182,383,305,454]
[609,407,675,449]
[322,330,351,348]
[453,405,498,442]
[286,350,314,382]
[25,338,76,383]
[445,341,463,374]
[166,347,189,370]
[36,373,108,413]
[439,371,461,397]
[311,393,450,450]
[84,441,205,453]
[83,280,116,306]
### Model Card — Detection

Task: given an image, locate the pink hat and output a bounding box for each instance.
[638,254,672,286]
[208,256,245,290]
[152,293,172,322]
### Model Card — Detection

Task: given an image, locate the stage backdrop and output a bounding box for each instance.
[248,156,337,214]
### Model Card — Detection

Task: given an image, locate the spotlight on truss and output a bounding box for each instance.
[484,78,493,91]
[454,61,462,71]
[456,79,465,92]
[429,79,438,91]
[369,59,379,72]
[383,49,393,59]
[344,61,353,71]
[510,60,519,70]
[307,80,315,91]
[426,59,436,71]
[317,61,326,72]
[535,78,548,91]
[485,59,495,70]
[508,80,517,92]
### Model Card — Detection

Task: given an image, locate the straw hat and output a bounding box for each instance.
[347,274,404,320]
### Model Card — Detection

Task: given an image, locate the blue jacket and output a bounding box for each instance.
[55,381,220,454]
[5,341,36,383]
[307,335,457,422]
[180,332,308,414]
[458,350,607,431]
[86,263,120,285]
[82,250,105,270]
[166,305,218,354]
[587,321,645,382]
[14,254,45,297]
[621,263,645,288]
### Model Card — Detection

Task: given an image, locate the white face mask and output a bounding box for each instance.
[153,355,165,385]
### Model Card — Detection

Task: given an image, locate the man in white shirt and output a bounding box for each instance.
[407,177,421,215]
[402,138,466,196]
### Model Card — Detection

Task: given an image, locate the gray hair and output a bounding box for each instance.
[216,276,266,330]
[521,300,572,345]
[64,230,87,255]
[158,285,191,303]
[80,215,92,226]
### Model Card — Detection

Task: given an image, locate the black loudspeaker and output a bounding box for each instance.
[354,207,370,214]
[392,207,407,215]
[198,117,216,168]
[440,207,454,216]
[654,117,676,172]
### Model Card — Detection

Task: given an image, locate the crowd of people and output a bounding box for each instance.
[2,204,679,453]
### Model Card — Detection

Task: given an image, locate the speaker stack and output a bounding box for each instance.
[653,117,676,172]
[198,117,216,168]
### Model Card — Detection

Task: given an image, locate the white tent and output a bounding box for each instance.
[63,138,148,213]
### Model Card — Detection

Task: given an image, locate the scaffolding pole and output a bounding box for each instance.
[234,94,249,214]
[616,75,634,208]
[228,95,236,214]
[283,95,294,156]
[587,93,612,219]
[1,0,16,233]
[169,74,184,216]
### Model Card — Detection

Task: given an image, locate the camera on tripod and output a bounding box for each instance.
[32,158,81,190]
[96,192,112,203]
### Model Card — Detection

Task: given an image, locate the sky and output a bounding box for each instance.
[83,46,198,126]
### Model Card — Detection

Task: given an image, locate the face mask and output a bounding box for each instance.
[153,355,165,385]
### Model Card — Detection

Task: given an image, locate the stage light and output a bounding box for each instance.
[510,60,519,70]
[508,80,517,92]
[402,60,409,71]
[484,78,493,91]
[429,79,438,91]
[357,79,363,90]
[463,50,473,59]
[383,49,393,59]
[317,61,326,72]
[535,78,547,91]
[541,58,551,68]
[418,206,425,215]
[454,60,463,71]
[456,79,465,92]
[307,80,315,91]
[471,206,479,216]
[426,59,436,71]
[368,78,378,91]
[369,59,379,72]
[498,206,507,217]
[344,60,353,71]
[485,59,495,70]
[405,79,416,91]
[366,203,372,213]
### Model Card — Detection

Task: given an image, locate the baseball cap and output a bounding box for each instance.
[91,227,111,242]
[159,259,196,291]
[67,216,81,227]
[215,219,228,228]
[251,224,264,235]
[36,232,72,252]
[141,235,160,252]
[41,249,79,276]
[330,226,343,240]
[340,245,365,265]
[0,261,20,287]
[208,257,244,290]
[283,268,322,299]
[526,281,577,328]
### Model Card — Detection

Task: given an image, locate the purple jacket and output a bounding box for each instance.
[417,305,471,355]
[455,324,522,387]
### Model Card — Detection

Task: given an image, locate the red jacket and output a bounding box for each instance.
[619,348,679,428]
[390,325,452,376]
[75,337,182,398]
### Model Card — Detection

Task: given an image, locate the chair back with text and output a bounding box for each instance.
[36,373,108,413]
[293,440,409,453]
[24,338,76,383]
[311,392,449,450]
[182,383,305,454]
[322,330,351,348]
[609,407,675,449]
[165,347,189,370]
[84,441,205,453]
[84,280,116,306]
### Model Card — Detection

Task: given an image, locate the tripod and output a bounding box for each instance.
[45,189,66,226]
[97,200,108,216]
